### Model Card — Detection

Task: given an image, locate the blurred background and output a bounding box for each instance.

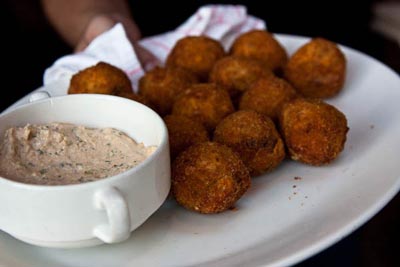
[0,0,399,266]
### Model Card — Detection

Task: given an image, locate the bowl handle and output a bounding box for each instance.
[93,187,131,243]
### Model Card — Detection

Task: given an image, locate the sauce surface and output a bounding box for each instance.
[0,123,156,185]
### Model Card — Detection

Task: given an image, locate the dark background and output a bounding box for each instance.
[1,1,399,266]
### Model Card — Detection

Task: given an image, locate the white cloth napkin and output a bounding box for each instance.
[44,5,266,91]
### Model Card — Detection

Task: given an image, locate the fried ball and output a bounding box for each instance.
[172,83,234,132]
[239,75,298,121]
[138,66,198,116]
[284,38,346,98]
[209,56,273,100]
[164,115,209,159]
[214,110,285,176]
[230,30,288,72]
[115,91,154,109]
[166,36,226,81]
[68,62,132,95]
[279,98,348,165]
[172,142,251,213]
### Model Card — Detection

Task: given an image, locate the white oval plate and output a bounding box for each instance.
[1,34,400,267]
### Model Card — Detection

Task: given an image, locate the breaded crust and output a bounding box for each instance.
[284,38,346,98]
[166,36,226,81]
[172,83,234,132]
[239,75,298,121]
[68,62,132,95]
[172,142,251,213]
[279,98,348,165]
[115,91,154,109]
[214,110,285,176]
[209,56,273,99]
[230,30,288,72]
[138,66,198,116]
[164,115,209,159]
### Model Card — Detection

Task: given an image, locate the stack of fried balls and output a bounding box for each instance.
[68,30,349,214]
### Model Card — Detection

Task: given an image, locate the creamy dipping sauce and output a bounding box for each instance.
[0,123,156,185]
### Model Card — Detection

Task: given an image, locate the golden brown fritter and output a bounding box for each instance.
[115,91,154,109]
[68,62,132,95]
[284,38,346,98]
[230,30,288,73]
[172,142,251,214]
[239,75,298,121]
[209,56,273,100]
[164,115,209,159]
[279,98,348,165]
[166,36,226,81]
[214,110,285,176]
[171,83,234,132]
[138,66,198,116]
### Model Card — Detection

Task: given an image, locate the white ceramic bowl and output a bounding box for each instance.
[0,92,170,248]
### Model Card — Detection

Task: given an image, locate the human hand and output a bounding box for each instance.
[75,14,159,70]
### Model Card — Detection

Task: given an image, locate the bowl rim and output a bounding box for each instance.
[0,93,169,191]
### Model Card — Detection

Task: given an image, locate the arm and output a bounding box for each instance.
[41,0,157,69]
[41,0,141,51]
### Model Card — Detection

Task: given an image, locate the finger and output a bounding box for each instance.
[75,36,91,52]
[75,15,116,52]
[133,44,161,71]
